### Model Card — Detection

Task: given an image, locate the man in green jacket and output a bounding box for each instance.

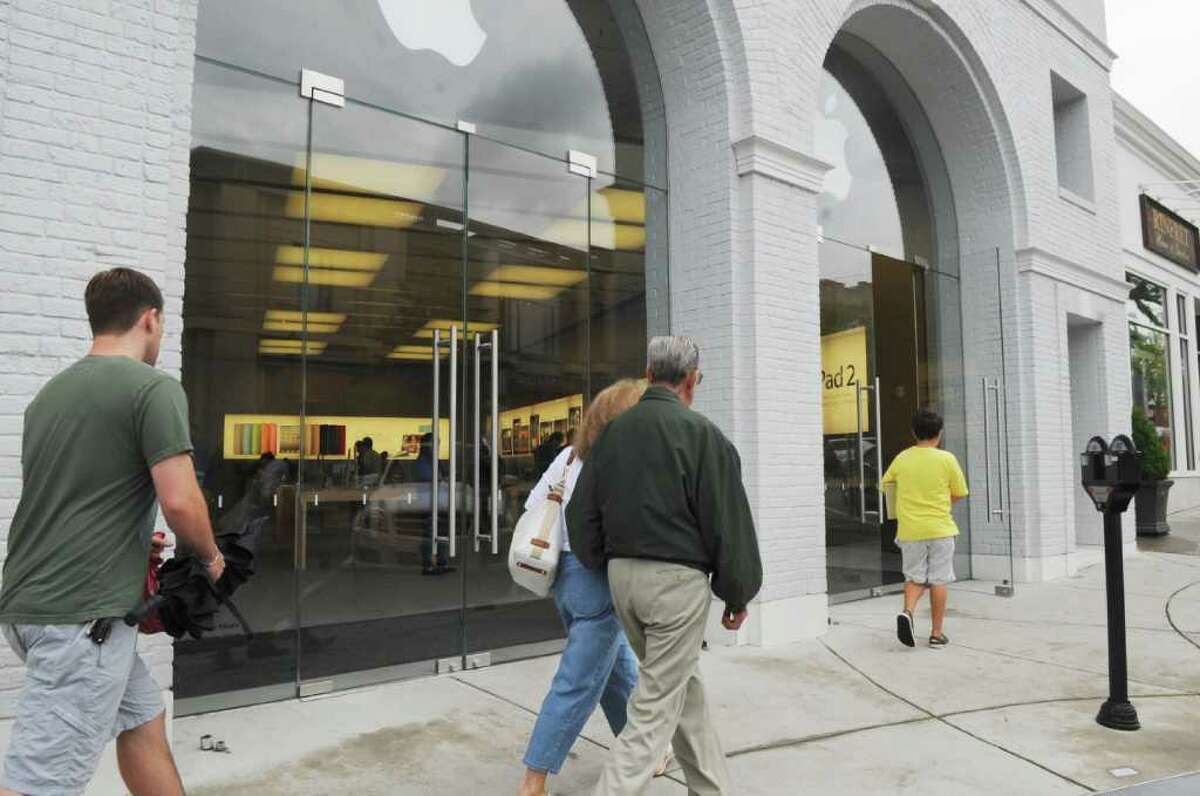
[568,336,762,796]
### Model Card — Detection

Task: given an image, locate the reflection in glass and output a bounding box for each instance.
[1126,273,1168,329]
[296,99,468,681]
[590,175,650,392]
[816,50,932,265]
[1130,324,1174,467]
[196,0,661,186]
[176,61,308,709]
[464,137,590,656]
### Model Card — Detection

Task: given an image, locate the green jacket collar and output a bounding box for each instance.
[642,385,683,405]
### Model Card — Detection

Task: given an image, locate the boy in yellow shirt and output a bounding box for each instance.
[881,409,969,648]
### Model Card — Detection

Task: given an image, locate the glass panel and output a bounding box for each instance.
[195,0,658,186]
[959,247,1012,585]
[816,52,933,266]
[176,61,309,711]
[1131,324,1175,469]
[1126,273,1167,329]
[589,174,650,392]
[297,99,467,683]
[820,237,886,596]
[927,258,971,582]
[463,137,590,658]
[1181,335,1194,470]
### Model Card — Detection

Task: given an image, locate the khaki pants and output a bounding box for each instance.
[594,559,731,795]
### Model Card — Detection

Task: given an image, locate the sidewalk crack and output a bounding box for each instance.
[819,639,1098,792]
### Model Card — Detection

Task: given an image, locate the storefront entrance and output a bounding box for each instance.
[820,239,977,597]
[177,29,662,712]
[816,42,1014,601]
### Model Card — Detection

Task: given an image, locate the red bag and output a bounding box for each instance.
[139,531,167,635]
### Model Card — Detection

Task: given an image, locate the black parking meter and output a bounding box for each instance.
[1079,434,1141,731]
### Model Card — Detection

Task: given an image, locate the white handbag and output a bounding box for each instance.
[508,453,574,597]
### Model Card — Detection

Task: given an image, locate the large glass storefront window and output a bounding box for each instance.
[179,0,665,712]
[1128,273,1174,468]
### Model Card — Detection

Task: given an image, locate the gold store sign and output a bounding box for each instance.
[1141,194,1199,271]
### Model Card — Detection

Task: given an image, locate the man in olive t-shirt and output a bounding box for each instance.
[0,269,224,796]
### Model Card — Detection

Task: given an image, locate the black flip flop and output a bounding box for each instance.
[896,610,915,647]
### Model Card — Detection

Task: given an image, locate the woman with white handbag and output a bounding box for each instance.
[517,380,671,796]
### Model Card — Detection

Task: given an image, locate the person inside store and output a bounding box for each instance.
[415,433,454,576]
[356,436,384,485]
[533,431,566,477]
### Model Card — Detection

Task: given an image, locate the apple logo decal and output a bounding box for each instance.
[377,0,487,67]
[815,90,852,202]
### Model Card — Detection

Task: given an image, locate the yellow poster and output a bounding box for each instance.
[821,327,869,436]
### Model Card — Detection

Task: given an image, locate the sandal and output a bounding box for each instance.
[929,633,949,648]
[896,610,915,648]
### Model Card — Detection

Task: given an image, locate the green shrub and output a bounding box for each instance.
[1131,409,1171,481]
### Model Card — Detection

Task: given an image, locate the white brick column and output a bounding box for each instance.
[709,137,833,646]
[0,0,199,718]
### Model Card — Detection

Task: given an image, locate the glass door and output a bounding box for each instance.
[182,71,657,707]
[295,98,469,693]
[821,237,969,599]
[175,61,309,713]
[461,137,592,663]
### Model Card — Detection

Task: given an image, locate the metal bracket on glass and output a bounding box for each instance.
[299,68,345,108]
[567,150,597,178]
[456,120,476,135]
[432,329,458,559]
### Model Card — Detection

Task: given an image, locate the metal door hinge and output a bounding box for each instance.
[300,68,345,108]
[568,150,597,178]
[436,657,462,674]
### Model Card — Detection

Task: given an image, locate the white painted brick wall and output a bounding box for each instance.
[0,0,198,714]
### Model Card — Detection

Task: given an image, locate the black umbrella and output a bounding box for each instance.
[125,458,284,639]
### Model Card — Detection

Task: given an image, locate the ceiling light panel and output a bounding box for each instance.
[274,246,387,271]
[263,310,346,334]
[471,282,563,301]
[285,192,424,229]
[485,265,586,287]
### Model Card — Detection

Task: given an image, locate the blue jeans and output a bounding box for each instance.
[523,553,638,774]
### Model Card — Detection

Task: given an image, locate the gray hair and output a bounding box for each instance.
[646,336,700,385]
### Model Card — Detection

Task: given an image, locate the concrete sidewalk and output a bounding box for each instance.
[82,521,1200,795]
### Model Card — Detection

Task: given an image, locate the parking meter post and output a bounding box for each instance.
[1079,433,1140,732]
[1096,507,1139,731]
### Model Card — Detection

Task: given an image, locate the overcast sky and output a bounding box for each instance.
[1107,0,1200,157]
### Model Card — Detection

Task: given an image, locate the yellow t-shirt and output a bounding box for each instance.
[880,445,969,542]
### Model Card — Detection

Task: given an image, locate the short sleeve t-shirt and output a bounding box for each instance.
[880,445,969,542]
[0,356,193,624]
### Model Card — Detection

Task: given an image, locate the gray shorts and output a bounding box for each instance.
[899,537,956,585]
[2,621,163,796]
